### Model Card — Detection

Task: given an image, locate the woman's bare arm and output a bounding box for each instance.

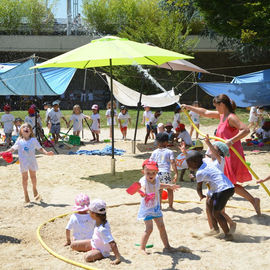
[181,104,219,119]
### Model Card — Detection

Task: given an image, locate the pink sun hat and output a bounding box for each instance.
[73,193,90,212]
[89,199,106,214]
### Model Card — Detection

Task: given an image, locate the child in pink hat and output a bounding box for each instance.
[90,104,100,142]
[65,194,96,250]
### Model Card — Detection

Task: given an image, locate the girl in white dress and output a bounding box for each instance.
[2,123,54,204]
[90,104,101,142]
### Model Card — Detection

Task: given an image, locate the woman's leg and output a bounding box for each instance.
[234,184,261,215]
[22,171,30,203]
[140,220,153,253]
[71,239,92,252]
[84,249,104,262]
[29,170,38,198]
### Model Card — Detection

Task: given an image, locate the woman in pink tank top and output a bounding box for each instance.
[182,94,261,215]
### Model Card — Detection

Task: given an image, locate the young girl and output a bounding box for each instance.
[189,101,200,139]
[85,199,121,265]
[172,105,181,130]
[90,104,100,142]
[105,101,118,139]
[3,123,54,203]
[69,105,91,137]
[138,159,179,254]
[144,110,161,144]
[65,194,96,250]
[248,106,258,132]
[150,133,178,210]
[118,105,131,140]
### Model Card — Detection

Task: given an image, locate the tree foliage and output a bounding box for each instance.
[193,0,270,61]
[0,0,55,34]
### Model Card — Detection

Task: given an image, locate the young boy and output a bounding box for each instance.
[186,150,235,241]
[144,110,161,144]
[138,159,179,254]
[176,124,192,147]
[150,133,178,209]
[46,101,69,143]
[1,104,15,146]
[43,102,52,129]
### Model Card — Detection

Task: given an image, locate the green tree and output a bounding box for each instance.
[193,0,270,61]
[0,0,23,33]
[21,0,54,34]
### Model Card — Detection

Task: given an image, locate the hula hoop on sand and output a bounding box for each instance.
[182,109,270,197]
[37,201,270,270]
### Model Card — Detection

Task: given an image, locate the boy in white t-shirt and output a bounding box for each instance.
[43,102,52,129]
[1,104,15,146]
[176,123,192,146]
[47,101,69,143]
[118,105,131,140]
[142,105,155,140]
[186,150,235,241]
[144,110,161,144]
[150,133,178,209]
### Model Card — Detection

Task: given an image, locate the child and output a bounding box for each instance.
[157,123,165,134]
[12,117,23,143]
[84,199,121,265]
[189,101,200,139]
[90,104,100,142]
[65,194,96,250]
[105,101,118,139]
[43,102,52,129]
[47,101,69,144]
[25,106,43,135]
[144,110,161,144]
[164,122,174,143]
[3,123,54,203]
[248,106,258,132]
[68,104,91,137]
[172,105,181,130]
[142,105,154,139]
[1,104,15,146]
[204,135,236,235]
[118,105,131,140]
[186,150,235,241]
[138,159,179,254]
[176,124,192,147]
[150,133,178,209]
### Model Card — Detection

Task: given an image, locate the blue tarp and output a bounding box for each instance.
[198,69,270,107]
[0,59,76,96]
[68,145,125,156]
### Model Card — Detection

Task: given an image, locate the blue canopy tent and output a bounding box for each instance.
[0,58,76,96]
[198,69,270,107]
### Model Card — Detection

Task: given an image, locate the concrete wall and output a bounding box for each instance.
[0,35,221,53]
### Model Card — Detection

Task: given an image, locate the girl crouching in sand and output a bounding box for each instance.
[72,199,121,265]
[2,123,54,204]
[138,159,179,254]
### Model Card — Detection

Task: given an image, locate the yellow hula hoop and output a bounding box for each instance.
[182,109,270,197]
[37,201,270,270]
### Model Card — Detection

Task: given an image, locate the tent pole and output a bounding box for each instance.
[132,87,143,154]
[110,60,115,175]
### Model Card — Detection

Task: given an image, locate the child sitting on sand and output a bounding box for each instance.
[175,124,192,147]
[2,123,54,204]
[150,133,178,210]
[138,159,179,254]
[65,194,96,250]
[186,150,235,241]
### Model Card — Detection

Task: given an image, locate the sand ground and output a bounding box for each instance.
[0,125,270,270]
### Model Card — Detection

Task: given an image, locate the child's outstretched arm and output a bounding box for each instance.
[179,141,187,154]
[196,182,206,201]
[205,134,221,164]
[257,175,270,183]
[170,159,178,183]
[109,241,121,265]
[65,229,71,246]
[38,147,54,156]
[0,147,15,154]
[62,116,69,128]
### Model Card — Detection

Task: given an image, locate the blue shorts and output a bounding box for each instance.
[144,215,162,221]
[50,123,61,134]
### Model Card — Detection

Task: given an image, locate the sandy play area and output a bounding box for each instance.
[1,125,270,270]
